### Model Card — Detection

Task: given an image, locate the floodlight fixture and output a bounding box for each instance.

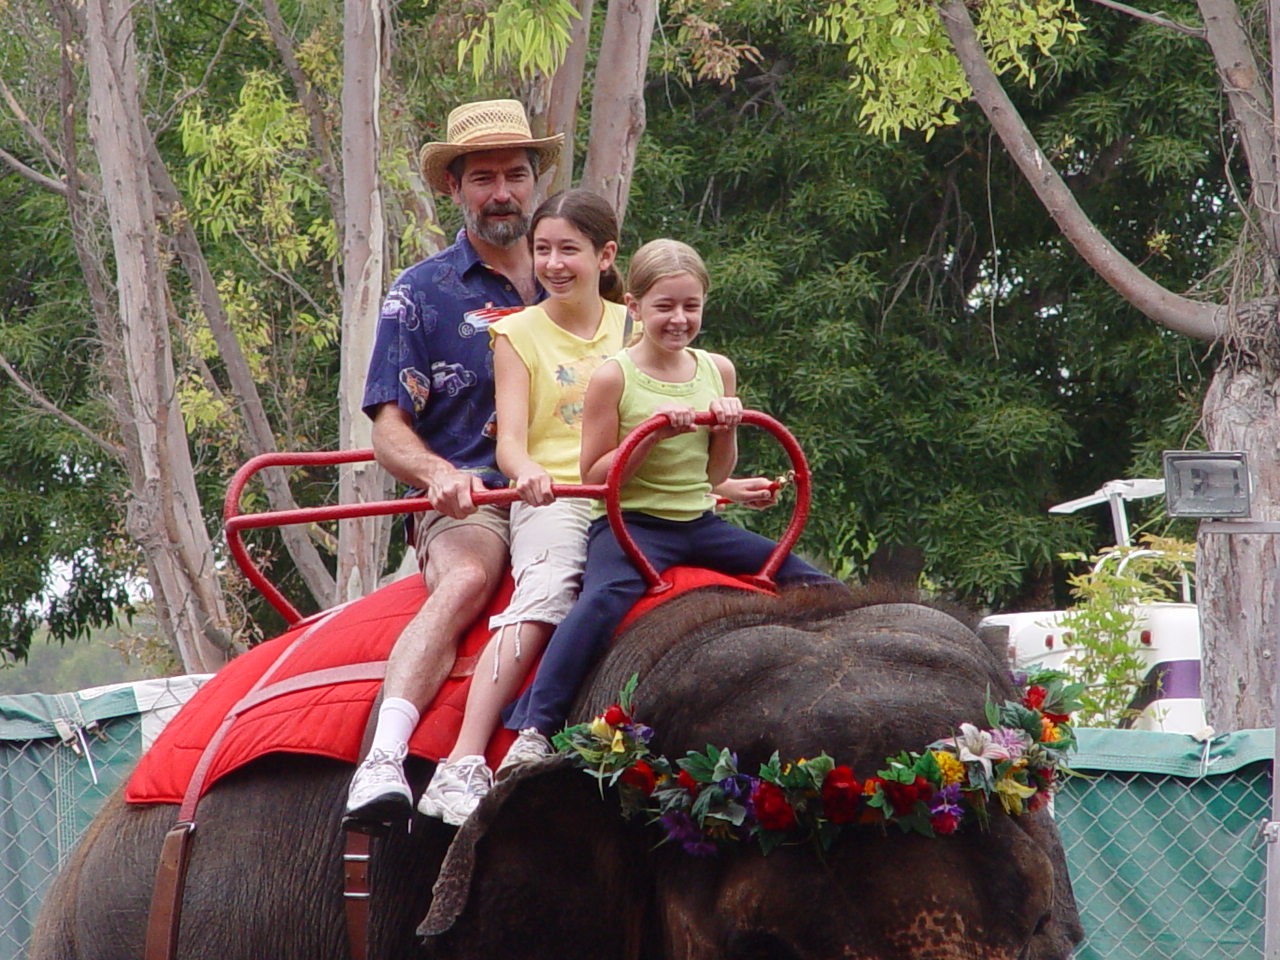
[1161,451,1251,519]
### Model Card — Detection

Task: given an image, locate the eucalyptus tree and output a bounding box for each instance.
[811,0,1276,730]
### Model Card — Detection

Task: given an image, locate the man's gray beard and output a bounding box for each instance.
[465,206,531,248]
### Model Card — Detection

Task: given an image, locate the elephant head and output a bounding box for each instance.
[420,583,1083,960]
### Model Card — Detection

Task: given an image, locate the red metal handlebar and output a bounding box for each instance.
[223,411,810,624]
[603,410,811,594]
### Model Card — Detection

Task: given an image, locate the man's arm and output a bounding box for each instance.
[370,403,483,518]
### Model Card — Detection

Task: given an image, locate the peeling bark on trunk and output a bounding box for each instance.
[338,0,393,602]
[581,0,657,224]
[81,0,230,673]
[1198,366,1280,728]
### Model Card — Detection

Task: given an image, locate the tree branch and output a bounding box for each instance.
[0,350,126,461]
[0,147,68,196]
[1081,0,1205,38]
[937,0,1226,342]
[260,0,346,238]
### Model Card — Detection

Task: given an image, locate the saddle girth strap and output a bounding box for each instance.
[344,688,384,960]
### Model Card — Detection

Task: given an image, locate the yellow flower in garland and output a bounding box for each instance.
[932,750,965,786]
[590,716,614,741]
[995,775,1038,815]
[1040,717,1061,743]
[611,728,627,753]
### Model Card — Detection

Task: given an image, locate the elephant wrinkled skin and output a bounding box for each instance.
[30,583,1083,960]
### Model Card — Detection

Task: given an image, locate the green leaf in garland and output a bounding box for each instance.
[619,673,639,715]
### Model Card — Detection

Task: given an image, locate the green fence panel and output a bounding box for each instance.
[1058,728,1272,960]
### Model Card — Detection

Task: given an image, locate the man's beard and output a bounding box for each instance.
[465,200,530,247]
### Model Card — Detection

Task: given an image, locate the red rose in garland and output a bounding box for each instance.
[1022,685,1047,711]
[931,810,960,834]
[751,780,797,831]
[883,775,933,816]
[603,704,630,727]
[620,760,657,796]
[820,766,862,824]
[677,769,701,796]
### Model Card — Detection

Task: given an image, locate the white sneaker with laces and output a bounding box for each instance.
[344,743,412,825]
[417,755,494,826]
[494,727,553,781]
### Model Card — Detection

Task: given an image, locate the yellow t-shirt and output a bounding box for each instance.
[611,347,724,521]
[490,301,628,484]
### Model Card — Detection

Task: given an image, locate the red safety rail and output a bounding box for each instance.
[223,410,811,624]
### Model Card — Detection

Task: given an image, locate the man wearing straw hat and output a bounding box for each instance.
[346,99,563,826]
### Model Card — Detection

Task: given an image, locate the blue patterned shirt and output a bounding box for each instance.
[363,230,539,491]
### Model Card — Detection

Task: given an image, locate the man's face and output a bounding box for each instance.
[450,148,536,248]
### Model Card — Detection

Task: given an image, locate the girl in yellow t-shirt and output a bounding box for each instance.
[418,189,627,824]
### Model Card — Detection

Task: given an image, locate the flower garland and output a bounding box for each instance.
[552,671,1082,856]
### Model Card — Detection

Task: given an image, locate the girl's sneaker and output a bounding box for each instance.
[417,756,493,826]
[495,727,552,781]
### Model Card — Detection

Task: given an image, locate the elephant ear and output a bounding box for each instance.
[419,754,652,959]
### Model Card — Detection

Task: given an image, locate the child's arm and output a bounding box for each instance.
[580,360,696,485]
[493,334,554,505]
[706,353,741,487]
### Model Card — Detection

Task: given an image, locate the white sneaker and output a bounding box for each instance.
[417,755,493,826]
[494,728,553,781]
[344,744,412,826]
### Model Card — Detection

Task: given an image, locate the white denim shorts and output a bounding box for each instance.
[488,496,592,630]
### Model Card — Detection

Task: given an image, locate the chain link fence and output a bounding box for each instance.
[0,694,1271,960]
[1,676,209,960]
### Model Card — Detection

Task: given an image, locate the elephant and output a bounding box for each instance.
[29,580,1083,960]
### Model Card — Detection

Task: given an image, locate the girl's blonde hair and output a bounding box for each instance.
[626,238,710,300]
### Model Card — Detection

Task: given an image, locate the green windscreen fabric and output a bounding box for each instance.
[0,676,208,960]
[1056,727,1272,960]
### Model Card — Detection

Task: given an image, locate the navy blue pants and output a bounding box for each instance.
[503,511,829,735]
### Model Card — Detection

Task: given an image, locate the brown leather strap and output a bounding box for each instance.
[344,689,385,960]
[143,822,195,960]
[343,829,373,959]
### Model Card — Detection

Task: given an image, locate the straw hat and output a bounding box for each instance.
[419,99,563,195]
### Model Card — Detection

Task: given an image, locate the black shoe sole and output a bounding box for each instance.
[342,794,413,833]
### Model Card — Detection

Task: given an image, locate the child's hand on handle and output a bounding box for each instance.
[655,403,698,439]
[513,463,555,506]
[708,396,743,432]
[715,475,778,510]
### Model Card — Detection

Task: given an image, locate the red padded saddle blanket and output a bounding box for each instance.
[126,567,767,805]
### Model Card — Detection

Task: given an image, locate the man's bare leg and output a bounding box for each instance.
[344,523,507,824]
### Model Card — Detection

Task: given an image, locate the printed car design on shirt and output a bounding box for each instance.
[458,304,523,338]
[398,367,432,413]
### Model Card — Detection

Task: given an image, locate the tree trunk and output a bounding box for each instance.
[338,0,393,602]
[533,0,594,195]
[581,0,657,224]
[1198,364,1280,729]
[81,0,231,673]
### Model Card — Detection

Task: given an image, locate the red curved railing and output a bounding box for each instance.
[224,410,810,624]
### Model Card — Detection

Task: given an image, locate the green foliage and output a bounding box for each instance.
[456,0,579,81]
[1057,536,1195,726]
[813,0,1083,139]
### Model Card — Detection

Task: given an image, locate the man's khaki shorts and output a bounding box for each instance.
[412,502,511,567]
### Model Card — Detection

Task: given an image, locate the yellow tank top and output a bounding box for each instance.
[490,301,627,484]
[612,348,724,521]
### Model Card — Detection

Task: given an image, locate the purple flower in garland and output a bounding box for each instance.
[929,783,965,835]
[624,722,655,744]
[717,773,757,803]
[990,726,1028,761]
[660,811,717,857]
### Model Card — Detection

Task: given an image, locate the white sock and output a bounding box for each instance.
[369,696,420,756]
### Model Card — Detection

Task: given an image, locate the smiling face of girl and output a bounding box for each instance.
[532,216,617,306]
[627,271,706,354]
